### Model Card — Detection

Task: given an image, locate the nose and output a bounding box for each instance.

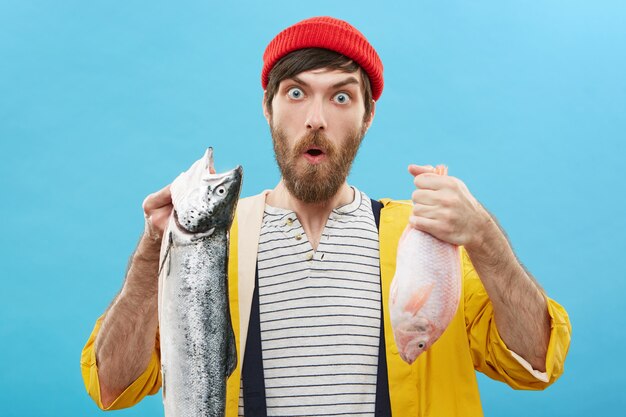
[305,97,327,131]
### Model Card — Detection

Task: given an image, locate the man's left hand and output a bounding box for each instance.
[408,164,492,250]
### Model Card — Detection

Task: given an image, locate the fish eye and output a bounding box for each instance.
[216,186,226,196]
[333,92,351,104]
[287,87,304,100]
[417,342,425,349]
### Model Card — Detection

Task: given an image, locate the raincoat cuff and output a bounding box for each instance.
[80,317,162,410]
[487,295,571,388]
[508,349,549,382]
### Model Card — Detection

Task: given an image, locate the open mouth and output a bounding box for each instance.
[303,147,326,164]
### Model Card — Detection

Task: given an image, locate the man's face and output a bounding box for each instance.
[264,68,375,203]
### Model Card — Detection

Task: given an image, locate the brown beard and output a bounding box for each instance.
[271,124,366,203]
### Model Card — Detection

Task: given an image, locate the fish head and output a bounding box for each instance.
[170,148,243,236]
[394,316,436,364]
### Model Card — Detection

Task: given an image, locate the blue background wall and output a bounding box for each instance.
[1,1,624,416]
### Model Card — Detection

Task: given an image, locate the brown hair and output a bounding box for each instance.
[264,48,373,121]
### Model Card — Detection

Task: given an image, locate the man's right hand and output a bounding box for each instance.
[141,160,216,241]
[142,184,173,241]
[96,184,174,407]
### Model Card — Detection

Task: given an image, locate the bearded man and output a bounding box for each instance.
[81,16,571,417]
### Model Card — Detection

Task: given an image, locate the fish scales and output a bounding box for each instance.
[162,233,232,416]
[158,148,242,417]
[389,165,462,364]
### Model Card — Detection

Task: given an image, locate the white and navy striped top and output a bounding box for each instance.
[238,188,381,416]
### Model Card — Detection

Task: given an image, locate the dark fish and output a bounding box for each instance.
[158,148,242,417]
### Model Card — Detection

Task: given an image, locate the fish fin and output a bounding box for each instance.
[398,224,412,246]
[161,365,166,400]
[390,278,398,305]
[435,165,448,176]
[404,282,434,315]
[158,232,173,277]
[225,324,238,378]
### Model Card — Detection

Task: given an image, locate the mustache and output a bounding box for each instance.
[292,131,335,156]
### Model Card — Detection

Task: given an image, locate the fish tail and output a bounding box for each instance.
[434,165,448,176]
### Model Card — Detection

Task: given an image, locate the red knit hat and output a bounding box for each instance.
[262,16,384,101]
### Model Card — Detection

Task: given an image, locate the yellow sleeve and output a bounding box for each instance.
[80,316,162,410]
[461,248,572,390]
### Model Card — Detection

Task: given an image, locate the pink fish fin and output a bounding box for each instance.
[398,224,413,246]
[434,165,448,176]
[390,279,398,305]
[404,282,435,315]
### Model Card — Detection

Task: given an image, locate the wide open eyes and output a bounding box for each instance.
[333,92,351,104]
[215,186,226,196]
[287,87,304,100]
[286,87,351,105]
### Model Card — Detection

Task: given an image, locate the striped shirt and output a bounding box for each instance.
[239,188,381,416]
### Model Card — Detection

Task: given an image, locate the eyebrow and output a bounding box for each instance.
[290,75,360,89]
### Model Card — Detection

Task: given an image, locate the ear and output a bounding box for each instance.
[363,99,376,131]
[262,91,271,125]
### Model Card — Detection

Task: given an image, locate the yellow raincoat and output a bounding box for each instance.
[81,193,571,416]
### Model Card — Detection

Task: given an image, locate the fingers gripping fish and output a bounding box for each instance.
[158,148,243,417]
[389,165,462,364]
